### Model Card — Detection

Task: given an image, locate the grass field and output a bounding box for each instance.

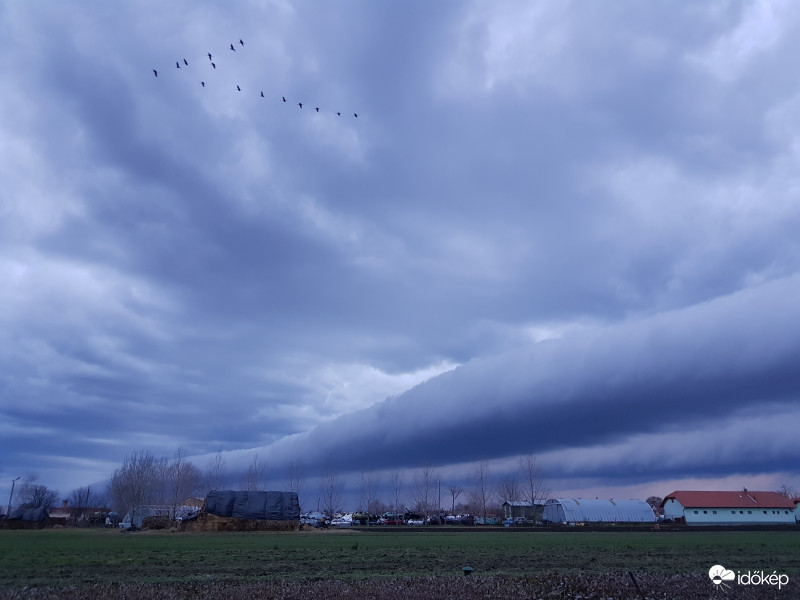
[1,527,799,598]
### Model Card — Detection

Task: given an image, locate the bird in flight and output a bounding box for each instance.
[151,39,363,123]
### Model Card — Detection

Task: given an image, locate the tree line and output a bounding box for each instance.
[106,450,551,522]
[4,450,551,523]
[317,456,549,520]
[21,450,795,524]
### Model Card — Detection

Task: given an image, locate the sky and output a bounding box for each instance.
[2,0,800,511]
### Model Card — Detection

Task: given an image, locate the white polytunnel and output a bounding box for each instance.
[543,498,656,524]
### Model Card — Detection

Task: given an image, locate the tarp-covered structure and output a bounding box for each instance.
[3,507,50,529]
[543,498,655,524]
[9,507,50,522]
[204,490,300,521]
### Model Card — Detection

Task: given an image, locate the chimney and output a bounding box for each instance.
[62,500,68,509]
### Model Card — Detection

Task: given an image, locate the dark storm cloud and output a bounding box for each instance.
[256,274,800,479]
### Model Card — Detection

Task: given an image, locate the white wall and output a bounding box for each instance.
[664,498,796,525]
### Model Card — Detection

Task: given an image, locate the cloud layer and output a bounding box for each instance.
[1,0,799,504]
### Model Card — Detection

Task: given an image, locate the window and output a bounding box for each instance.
[712,510,717,514]
[763,511,767,514]
[703,510,707,514]
[740,511,744,514]
[747,510,752,514]
[731,511,736,514]
[693,510,699,514]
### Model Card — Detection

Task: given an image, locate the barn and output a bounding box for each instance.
[542,498,655,524]
[661,489,797,526]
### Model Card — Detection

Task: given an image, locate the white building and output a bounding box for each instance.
[542,498,655,524]
[661,489,796,525]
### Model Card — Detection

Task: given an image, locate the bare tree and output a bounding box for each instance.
[110,450,160,523]
[286,459,305,509]
[470,460,493,520]
[411,461,437,519]
[165,448,202,519]
[204,449,228,492]
[70,486,92,510]
[390,467,403,514]
[18,475,59,509]
[496,475,521,504]
[152,456,171,505]
[519,454,548,507]
[68,486,103,526]
[319,464,342,519]
[777,484,798,499]
[359,470,381,519]
[448,485,463,513]
[241,453,268,491]
[93,488,109,509]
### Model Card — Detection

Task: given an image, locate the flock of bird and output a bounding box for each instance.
[152,39,359,118]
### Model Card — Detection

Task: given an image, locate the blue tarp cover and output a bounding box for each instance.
[205,490,300,521]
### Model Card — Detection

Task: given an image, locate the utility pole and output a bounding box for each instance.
[6,477,20,517]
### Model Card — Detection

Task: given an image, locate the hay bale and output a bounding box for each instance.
[182,512,299,532]
[142,515,171,529]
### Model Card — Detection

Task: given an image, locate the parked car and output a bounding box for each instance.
[331,517,351,528]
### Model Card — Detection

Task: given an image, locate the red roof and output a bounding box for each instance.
[662,490,796,509]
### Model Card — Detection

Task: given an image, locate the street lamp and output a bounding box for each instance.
[6,477,20,517]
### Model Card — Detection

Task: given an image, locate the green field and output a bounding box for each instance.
[1,528,799,598]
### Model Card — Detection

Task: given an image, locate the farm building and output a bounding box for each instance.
[542,498,656,524]
[661,489,797,525]
[501,501,543,521]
